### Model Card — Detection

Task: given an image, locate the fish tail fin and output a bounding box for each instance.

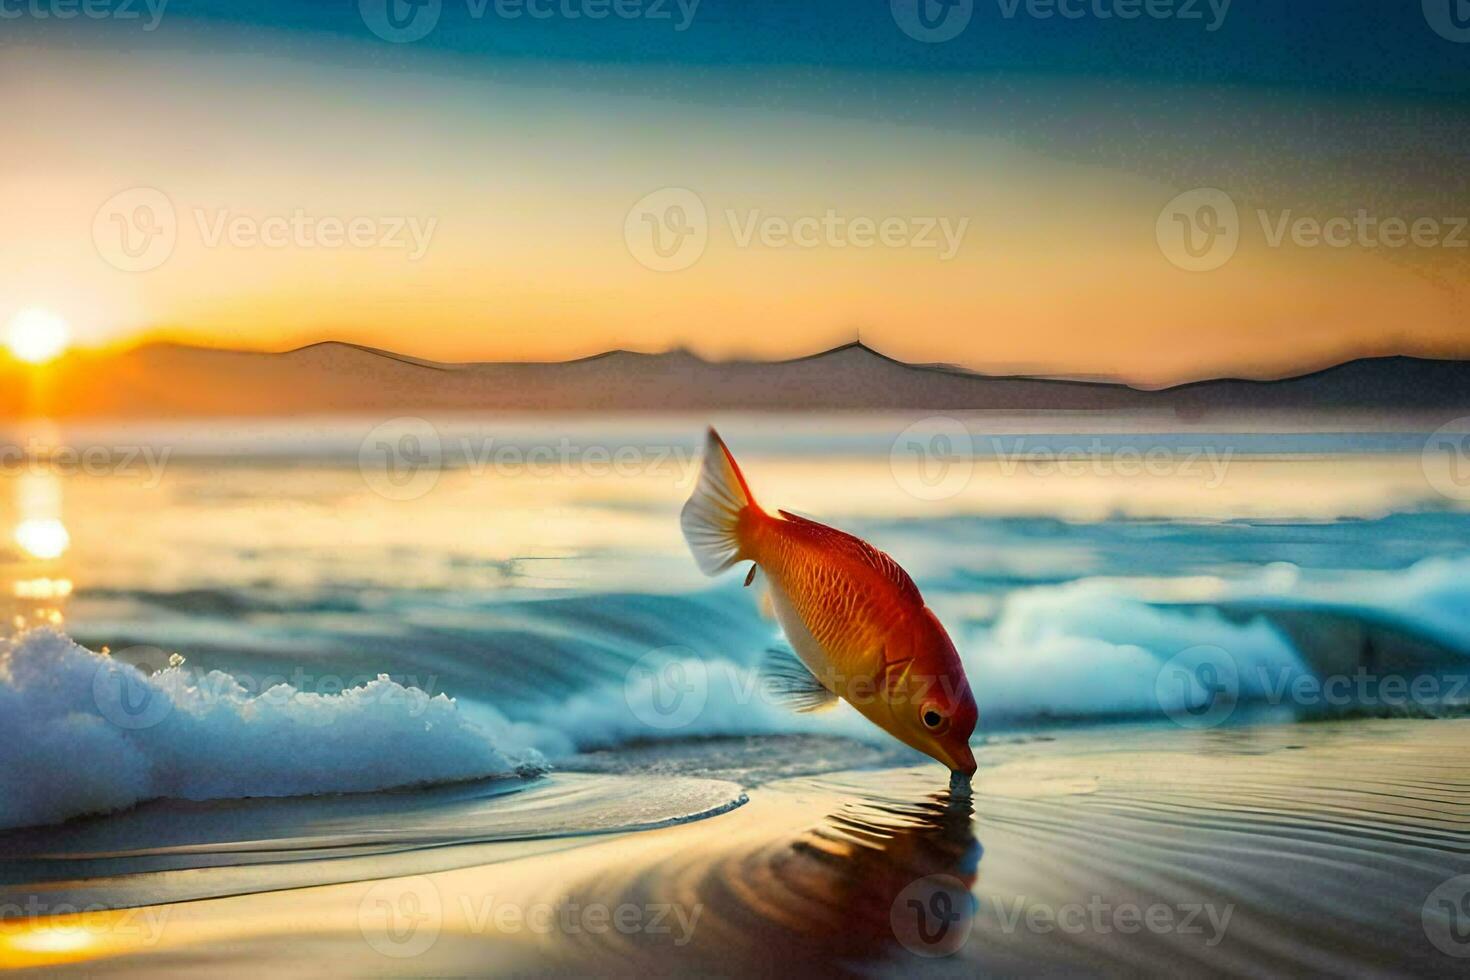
[680,427,764,576]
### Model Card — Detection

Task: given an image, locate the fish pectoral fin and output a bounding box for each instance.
[743,563,758,587]
[758,646,840,714]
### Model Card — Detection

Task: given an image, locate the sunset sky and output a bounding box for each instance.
[3,0,1467,385]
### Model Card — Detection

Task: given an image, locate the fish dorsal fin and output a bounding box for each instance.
[759,646,840,713]
[775,510,921,602]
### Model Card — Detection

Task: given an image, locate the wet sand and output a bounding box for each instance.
[4,719,1468,977]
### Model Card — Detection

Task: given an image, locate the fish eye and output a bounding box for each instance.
[922,706,946,730]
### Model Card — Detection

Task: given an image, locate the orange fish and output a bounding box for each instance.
[681,428,978,780]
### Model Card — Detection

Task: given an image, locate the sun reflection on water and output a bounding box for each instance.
[5,927,94,954]
[11,577,72,600]
[9,472,70,561]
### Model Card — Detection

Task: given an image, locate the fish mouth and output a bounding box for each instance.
[939,741,977,777]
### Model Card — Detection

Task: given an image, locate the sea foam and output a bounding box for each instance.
[0,630,542,831]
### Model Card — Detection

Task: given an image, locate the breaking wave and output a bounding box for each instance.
[0,630,543,831]
[5,553,1469,831]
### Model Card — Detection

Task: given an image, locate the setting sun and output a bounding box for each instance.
[6,309,71,365]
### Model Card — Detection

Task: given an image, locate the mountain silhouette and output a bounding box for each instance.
[2,341,1467,418]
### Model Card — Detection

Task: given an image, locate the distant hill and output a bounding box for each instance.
[1,341,1468,418]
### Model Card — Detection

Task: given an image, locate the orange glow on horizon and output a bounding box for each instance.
[3,46,1468,387]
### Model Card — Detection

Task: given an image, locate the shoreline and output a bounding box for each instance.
[3,719,1467,976]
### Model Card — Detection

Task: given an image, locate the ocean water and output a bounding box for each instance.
[1,413,1469,954]
[2,414,1470,817]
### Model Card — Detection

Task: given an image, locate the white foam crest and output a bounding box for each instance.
[958,581,1309,720]
[0,630,542,831]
